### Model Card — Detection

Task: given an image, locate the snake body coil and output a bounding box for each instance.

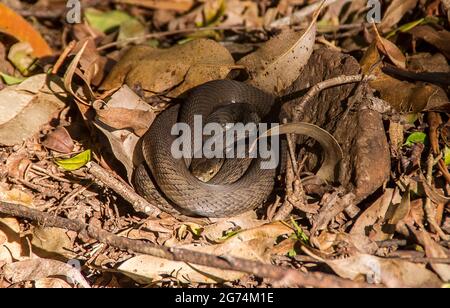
[134,80,341,218]
[135,80,277,217]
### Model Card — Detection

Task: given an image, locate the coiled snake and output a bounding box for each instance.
[133,80,341,217]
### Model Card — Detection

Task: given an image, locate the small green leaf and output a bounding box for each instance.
[0,72,25,85]
[290,217,309,244]
[444,147,450,166]
[287,249,297,258]
[387,18,426,38]
[7,42,36,75]
[55,150,91,171]
[404,132,427,147]
[85,9,133,33]
[218,229,240,241]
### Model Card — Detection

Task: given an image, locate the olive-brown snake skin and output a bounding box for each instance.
[133,80,341,217]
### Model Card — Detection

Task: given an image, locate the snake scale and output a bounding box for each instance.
[133,80,341,217]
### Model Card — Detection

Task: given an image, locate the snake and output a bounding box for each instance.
[133,80,342,218]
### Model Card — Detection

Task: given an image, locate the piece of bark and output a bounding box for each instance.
[281,48,390,203]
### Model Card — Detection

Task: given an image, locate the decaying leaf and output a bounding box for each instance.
[94,85,155,180]
[0,217,25,264]
[42,127,75,154]
[238,25,316,94]
[361,42,449,112]
[31,227,76,259]
[2,258,90,288]
[102,39,236,97]
[413,230,450,282]
[379,0,418,33]
[0,74,67,146]
[326,254,443,287]
[410,26,450,59]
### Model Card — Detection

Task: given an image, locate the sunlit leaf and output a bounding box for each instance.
[404,132,427,147]
[445,147,450,166]
[0,72,25,85]
[55,150,92,171]
[84,9,133,33]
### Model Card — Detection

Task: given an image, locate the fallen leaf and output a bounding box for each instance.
[94,85,155,180]
[0,3,52,57]
[379,0,418,33]
[404,132,427,146]
[0,74,67,146]
[413,230,450,282]
[42,127,75,154]
[34,277,72,288]
[55,150,92,171]
[327,254,443,287]
[7,42,35,75]
[2,258,90,288]
[31,227,76,259]
[102,39,236,97]
[238,24,316,94]
[0,72,25,85]
[361,42,448,112]
[0,217,25,264]
[376,36,406,69]
[410,26,450,59]
[84,8,134,33]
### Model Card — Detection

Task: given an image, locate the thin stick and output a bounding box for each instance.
[86,162,161,217]
[291,74,376,115]
[0,200,377,288]
[52,41,76,74]
[97,25,252,51]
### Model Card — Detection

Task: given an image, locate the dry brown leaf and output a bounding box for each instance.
[102,39,236,97]
[350,189,395,241]
[360,42,448,112]
[94,85,155,180]
[96,107,155,137]
[238,25,316,94]
[3,258,90,288]
[0,74,67,146]
[34,277,73,288]
[413,230,450,282]
[327,254,443,287]
[0,217,25,264]
[42,127,75,154]
[410,26,450,59]
[0,3,52,57]
[31,227,76,259]
[376,36,406,69]
[379,0,418,33]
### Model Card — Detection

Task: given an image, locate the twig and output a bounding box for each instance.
[86,162,161,218]
[52,41,76,75]
[0,200,377,288]
[289,74,376,116]
[97,25,253,51]
[424,154,449,241]
[270,0,352,28]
